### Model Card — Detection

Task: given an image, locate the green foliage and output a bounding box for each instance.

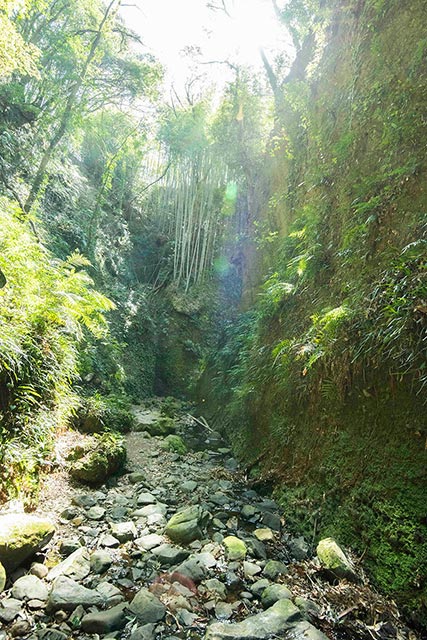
[74,392,135,434]
[0,197,114,503]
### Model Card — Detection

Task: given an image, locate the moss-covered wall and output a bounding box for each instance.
[202,0,427,626]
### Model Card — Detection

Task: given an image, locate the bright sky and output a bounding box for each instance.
[120,0,289,95]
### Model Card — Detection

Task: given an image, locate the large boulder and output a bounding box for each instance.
[0,514,55,572]
[69,434,126,485]
[165,505,207,544]
[316,538,357,582]
[205,598,301,639]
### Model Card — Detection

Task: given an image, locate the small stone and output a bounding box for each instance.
[0,562,5,592]
[87,506,106,520]
[136,534,165,551]
[12,574,49,601]
[96,581,124,605]
[215,601,233,620]
[30,563,48,579]
[254,528,274,542]
[261,584,292,608]
[204,578,227,599]
[243,561,262,578]
[9,620,32,637]
[128,587,166,623]
[288,536,309,561]
[137,493,157,505]
[284,621,328,640]
[129,472,146,484]
[81,602,127,633]
[181,481,198,492]
[90,549,112,574]
[223,536,247,561]
[250,578,270,596]
[164,505,207,545]
[27,598,45,609]
[294,596,321,619]
[59,539,81,556]
[263,560,288,580]
[100,534,120,548]
[72,494,96,508]
[241,505,257,520]
[262,512,281,531]
[60,507,79,520]
[151,544,189,566]
[130,623,156,640]
[37,629,68,640]
[110,521,137,542]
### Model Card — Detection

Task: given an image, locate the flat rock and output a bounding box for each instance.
[12,574,49,601]
[165,506,206,544]
[136,534,165,551]
[151,544,189,566]
[81,602,127,633]
[87,506,106,520]
[48,576,104,611]
[110,521,137,542]
[254,528,274,542]
[0,514,55,572]
[137,492,157,505]
[47,547,90,582]
[128,587,166,623]
[205,598,301,639]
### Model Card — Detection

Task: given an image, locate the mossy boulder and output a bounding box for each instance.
[0,514,55,572]
[74,395,135,434]
[223,536,247,561]
[316,538,357,582]
[0,561,6,592]
[69,434,126,486]
[161,434,187,455]
[165,505,207,544]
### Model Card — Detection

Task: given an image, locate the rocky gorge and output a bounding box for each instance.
[0,401,418,640]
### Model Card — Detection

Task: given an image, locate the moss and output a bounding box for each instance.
[161,434,187,455]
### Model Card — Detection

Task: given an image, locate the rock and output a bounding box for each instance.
[47,547,90,582]
[204,578,227,599]
[87,506,106,520]
[288,537,309,561]
[72,494,96,508]
[137,492,157,505]
[81,602,127,633]
[223,536,247,561]
[37,629,69,640]
[141,416,176,437]
[129,472,146,484]
[316,538,357,581]
[12,575,49,601]
[30,563,48,579]
[100,533,120,548]
[70,435,126,485]
[241,505,257,520]
[294,597,320,619]
[165,506,207,544]
[9,620,32,637]
[254,528,274,542]
[243,561,262,578]
[48,576,104,611]
[130,623,156,640]
[96,581,124,605]
[90,549,112,574]
[161,435,187,455]
[182,481,198,492]
[110,521,137,542]
[245,538,267,560]
[215,601,233,620]
[0,598,22,623]
[60,506,79,520]
[284,621,328,640]
[262,512,281,532]
[205,598,301,639]
[263,560,287,580]
[37,630,68,640]
[250,579,270,596]
[59,538,81,556]
[0,562,5,592]
[128,587,166,623]
[136,534,165,551]
[0,514,55,572]
[151,544,189,566]
[261,584,292,608]
[174,555,207,582]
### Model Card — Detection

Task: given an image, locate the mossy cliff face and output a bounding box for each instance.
[203,0,427,626]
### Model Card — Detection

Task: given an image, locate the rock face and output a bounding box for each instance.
[165,506,206,544]
[0,514,55,571]
[205,599,301,639]
[316,538,357,581]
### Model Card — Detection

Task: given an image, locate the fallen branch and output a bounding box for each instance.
[187,413,216,434]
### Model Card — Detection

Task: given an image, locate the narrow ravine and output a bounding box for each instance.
[0,400,417,640]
